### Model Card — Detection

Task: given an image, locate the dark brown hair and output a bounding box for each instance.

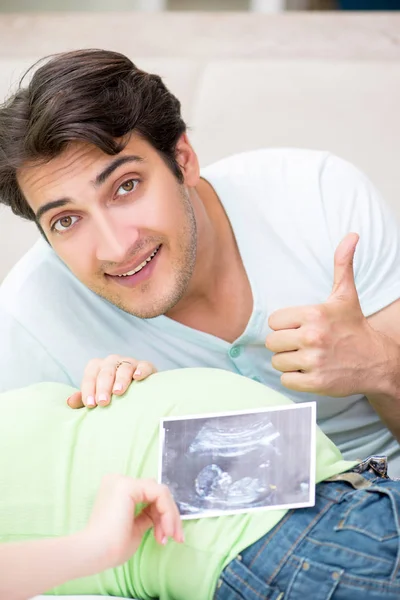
[0,49,187,222]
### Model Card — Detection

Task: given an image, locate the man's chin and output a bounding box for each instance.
[97,293,175,320]
[88,275,189,319]
[105,299,166,319]
[124,305,166,319]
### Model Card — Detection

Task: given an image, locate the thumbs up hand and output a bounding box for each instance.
[266,233,382,397]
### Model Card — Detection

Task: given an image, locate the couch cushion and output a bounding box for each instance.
[190,59,400,218]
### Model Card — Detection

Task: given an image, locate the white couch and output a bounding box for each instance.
[0,12,400,282]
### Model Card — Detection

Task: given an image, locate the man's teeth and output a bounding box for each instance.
[117,247,159,277]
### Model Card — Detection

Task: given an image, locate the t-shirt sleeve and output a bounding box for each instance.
[319,154,400,317]
[0,305,73,392]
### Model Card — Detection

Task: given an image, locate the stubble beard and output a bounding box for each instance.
[91,187,198,319]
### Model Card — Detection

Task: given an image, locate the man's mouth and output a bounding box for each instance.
[116,245,161,277]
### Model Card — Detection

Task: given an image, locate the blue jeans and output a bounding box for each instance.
[215,457,400,599]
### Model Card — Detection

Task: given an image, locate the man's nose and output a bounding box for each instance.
[94,214,139,263]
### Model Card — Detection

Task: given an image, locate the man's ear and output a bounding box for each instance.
[175,133,200,187]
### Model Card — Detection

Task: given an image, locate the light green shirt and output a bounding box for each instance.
[0,368,357,599]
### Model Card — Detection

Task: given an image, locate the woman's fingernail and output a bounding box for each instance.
[180,531,185,543]
[161,536,167,545]
[113,382,123,392]
[134,368,141,377]
[98,393,108,406]
[86,395,96,407]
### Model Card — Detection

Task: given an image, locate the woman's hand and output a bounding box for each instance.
[67,354,157,408]
[85,474,184,570]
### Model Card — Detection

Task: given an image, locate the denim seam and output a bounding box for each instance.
[337,489,398,542]
[304,537,395,565]
[340,491,363,519]
[247,510,294,569]
[264,500,335,584]
[392,550,400,583]
[224,563,265,599]
[338,523,398,542]
[331,573,400,591]
[284,559,308,599]
[284,557,342,600]
[289,554,400,592]
[367,485,400,583]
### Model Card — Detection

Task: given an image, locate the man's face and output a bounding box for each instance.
[18,135,198,318]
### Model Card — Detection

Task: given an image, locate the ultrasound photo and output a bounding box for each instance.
[159,403,316,519]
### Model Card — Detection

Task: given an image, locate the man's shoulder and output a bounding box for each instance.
[0,240,118,391]
[201,147,330,179]
[2,238,62,291]
[200,148,371,187]
[201,148,376,218]
[0,239,106,337]
[0,239,71,314]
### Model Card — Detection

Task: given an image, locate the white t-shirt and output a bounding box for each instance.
[2,148,400,472]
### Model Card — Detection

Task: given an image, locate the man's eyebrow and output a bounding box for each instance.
[36,199,69,224]
[35,155,144,224]
[93,155,144,187]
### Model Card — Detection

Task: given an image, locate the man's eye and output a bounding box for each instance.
[52,215,79,233]
[116,179,139,196]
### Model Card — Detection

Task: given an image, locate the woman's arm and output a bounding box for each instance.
[0,475,183,600]
[0,532,99,600]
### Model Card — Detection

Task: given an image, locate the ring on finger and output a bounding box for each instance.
[116,360,134,369]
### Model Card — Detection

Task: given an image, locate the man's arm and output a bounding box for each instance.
[365,300,400,440]
[266,235,400,442]
[266,155,400,440]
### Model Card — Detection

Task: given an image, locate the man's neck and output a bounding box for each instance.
[165,178,253,343]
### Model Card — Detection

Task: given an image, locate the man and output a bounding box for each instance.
[1,49,400,472]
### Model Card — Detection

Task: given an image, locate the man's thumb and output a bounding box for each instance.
[329,232,360,301]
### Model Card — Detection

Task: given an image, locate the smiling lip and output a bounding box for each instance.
[105,244,162,288]
[105,245,162,277]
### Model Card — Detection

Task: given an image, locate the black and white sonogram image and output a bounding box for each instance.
[159,403,315,519]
